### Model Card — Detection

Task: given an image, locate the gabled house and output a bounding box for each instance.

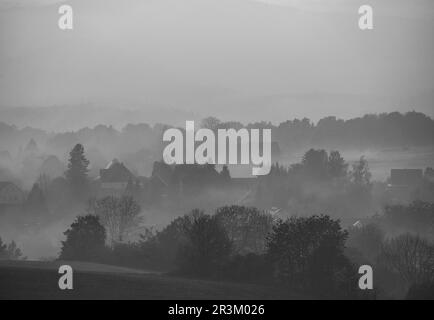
[98,159,135,197]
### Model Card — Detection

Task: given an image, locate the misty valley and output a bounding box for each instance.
[0,0,433,305]
[0,111,434,300]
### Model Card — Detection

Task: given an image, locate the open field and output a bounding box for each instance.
[0,260,297,300]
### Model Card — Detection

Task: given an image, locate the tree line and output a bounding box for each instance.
[58,201,434,299]
[1,111,433,162]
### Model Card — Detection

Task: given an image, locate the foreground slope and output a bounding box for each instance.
[0,260,296,300]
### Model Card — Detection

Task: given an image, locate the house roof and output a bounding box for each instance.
[100,160,134,183]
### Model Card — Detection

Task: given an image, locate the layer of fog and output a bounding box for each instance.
[1,0,433,129]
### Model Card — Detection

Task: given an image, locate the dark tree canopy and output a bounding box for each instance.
[177,210,232,276]
[59,214,106,261]
[302,149,329,180]
[328,150,348,179]
[215,205,273,255]
[65,143,90,197]
[267,215,355,297]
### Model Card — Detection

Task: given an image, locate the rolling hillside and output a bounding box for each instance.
[0,260,298,299]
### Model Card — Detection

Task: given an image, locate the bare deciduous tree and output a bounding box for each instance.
[89,196,142,245]
[379,234,434,285]
[117,196,141,242]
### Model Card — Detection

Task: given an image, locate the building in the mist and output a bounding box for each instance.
[0,181,25,206]
[98,159,135,197]
[387,169,423,203]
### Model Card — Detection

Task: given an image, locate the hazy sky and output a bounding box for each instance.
[0,0,433,123]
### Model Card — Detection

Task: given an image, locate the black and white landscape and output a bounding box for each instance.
[0,0,433,300]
